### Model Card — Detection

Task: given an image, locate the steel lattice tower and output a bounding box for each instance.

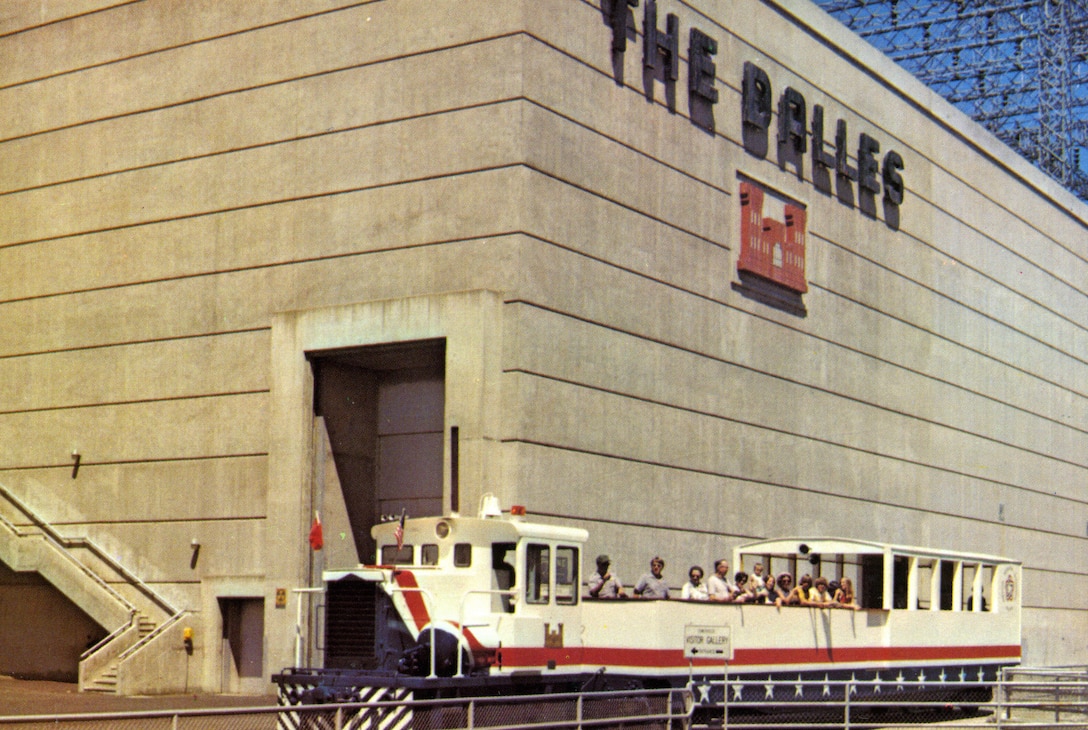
[815,0,1088,200]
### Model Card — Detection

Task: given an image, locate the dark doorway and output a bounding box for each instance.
[310,339,446,563]
[219,597,264,683]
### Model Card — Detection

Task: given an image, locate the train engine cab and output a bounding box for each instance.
[323,499,588,683]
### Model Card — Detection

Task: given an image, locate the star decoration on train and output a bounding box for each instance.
[822,674,831,696]
[849,673,858,695]
[732,683,744,701]
[977,668,986,682]
[959,668,967,682]
[917,669,927,683]
[764,676,774,699]
[939,669,948,683]
[795,675,804,697]
[695,682,711,704]
[896,671,906,691]
[872,672,882,693]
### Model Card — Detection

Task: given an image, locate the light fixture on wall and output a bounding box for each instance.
[190,538,201,569]
[71,450,81,479]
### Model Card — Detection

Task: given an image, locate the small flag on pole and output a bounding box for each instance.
[394,509,406,551]
[309,511,323,551]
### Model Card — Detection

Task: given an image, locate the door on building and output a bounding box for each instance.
[218,597,264,694]
[310,339,446,564]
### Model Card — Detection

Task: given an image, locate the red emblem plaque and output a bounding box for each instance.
[738,181,808,293]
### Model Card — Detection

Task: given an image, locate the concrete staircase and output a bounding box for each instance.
[0,483,178,694]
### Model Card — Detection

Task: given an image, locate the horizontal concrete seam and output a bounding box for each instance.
[0,231,517,308]
[810,224,1088,357]
[0,389,270,418]
[810,237,1088,397]
[0,96,524,197]
[0,453,268,473]
[514,441,1088,539]
[0,0,383,89]
[36,516,267,527]
[0,328,271,362]
[504,296,1088,445]
[501,302,1088,481]
[0,0,142,41]
[810,284,1088,407]
[505,368,1088,503]
[0,164,525,251]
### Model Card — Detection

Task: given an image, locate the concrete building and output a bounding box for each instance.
[0,0,1083,694]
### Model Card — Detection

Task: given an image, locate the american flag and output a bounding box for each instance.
[394,509,406,551]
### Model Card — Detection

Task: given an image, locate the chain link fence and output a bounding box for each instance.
[1,670,1085,730]
[0,688,691,730]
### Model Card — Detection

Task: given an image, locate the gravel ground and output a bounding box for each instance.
[0,675,273,717]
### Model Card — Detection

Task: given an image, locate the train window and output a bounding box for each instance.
[526,544,550,604]
[555,546,578,605]
[917,560,933,610]
[892,556,909,609]
[382,545,413,565]
[492,543,516,613]
[860,554,883,609]
[421,544,439,565]
[939,560,956,610]
[454,543,472,567]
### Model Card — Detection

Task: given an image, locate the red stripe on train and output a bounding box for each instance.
[499,644,1021,669]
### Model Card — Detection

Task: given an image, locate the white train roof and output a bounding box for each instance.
[735,536,1019,565]
[371,512,589,545]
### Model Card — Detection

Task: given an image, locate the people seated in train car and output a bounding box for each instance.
[588,554,627,599]
[681,565,709,601]
[746,562,767,592]
[761,574,779,600]
[731,571,755,602]
[745,563,770,602]
[807,576,836,607]
[833,577,860,609]
[784,574,812,606]
[707,559,735,602]
[634,556,670,599]
[772,573,793,606]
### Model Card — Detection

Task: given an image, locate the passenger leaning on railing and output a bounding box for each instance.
[634,556,670,599]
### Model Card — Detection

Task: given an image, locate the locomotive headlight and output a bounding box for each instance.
[435,521,451,539]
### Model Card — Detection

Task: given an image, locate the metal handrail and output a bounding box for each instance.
[0,482,176,616]
[387,585,439,678]
[456,587,517,677]
[117,609,190,662]
[79,611,138,661]
[0,505,138,616]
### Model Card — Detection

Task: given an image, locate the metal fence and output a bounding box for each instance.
[1,670,1085,730]
[0,688,692,730]
[688,666,1088,729]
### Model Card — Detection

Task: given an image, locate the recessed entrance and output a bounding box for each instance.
[309,339,446,563]
[218,597,264,693]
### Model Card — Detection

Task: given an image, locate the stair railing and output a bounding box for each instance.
[0,482,177,617]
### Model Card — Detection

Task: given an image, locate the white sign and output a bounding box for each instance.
[684,624,732,660]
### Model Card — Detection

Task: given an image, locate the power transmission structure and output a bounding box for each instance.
[815,0,1088,201]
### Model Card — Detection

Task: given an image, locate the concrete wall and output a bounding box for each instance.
[0,0,1083,690]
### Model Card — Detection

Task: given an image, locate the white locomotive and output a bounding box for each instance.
[275,498,1020,711]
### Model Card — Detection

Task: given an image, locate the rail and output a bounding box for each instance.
[117,608,190,662]
[0,482,177,617]
[687,672,1088,729]
[388,584,439,678]
[456,587,517,677]
[0,674,1085,729]
[0,687,692,729]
